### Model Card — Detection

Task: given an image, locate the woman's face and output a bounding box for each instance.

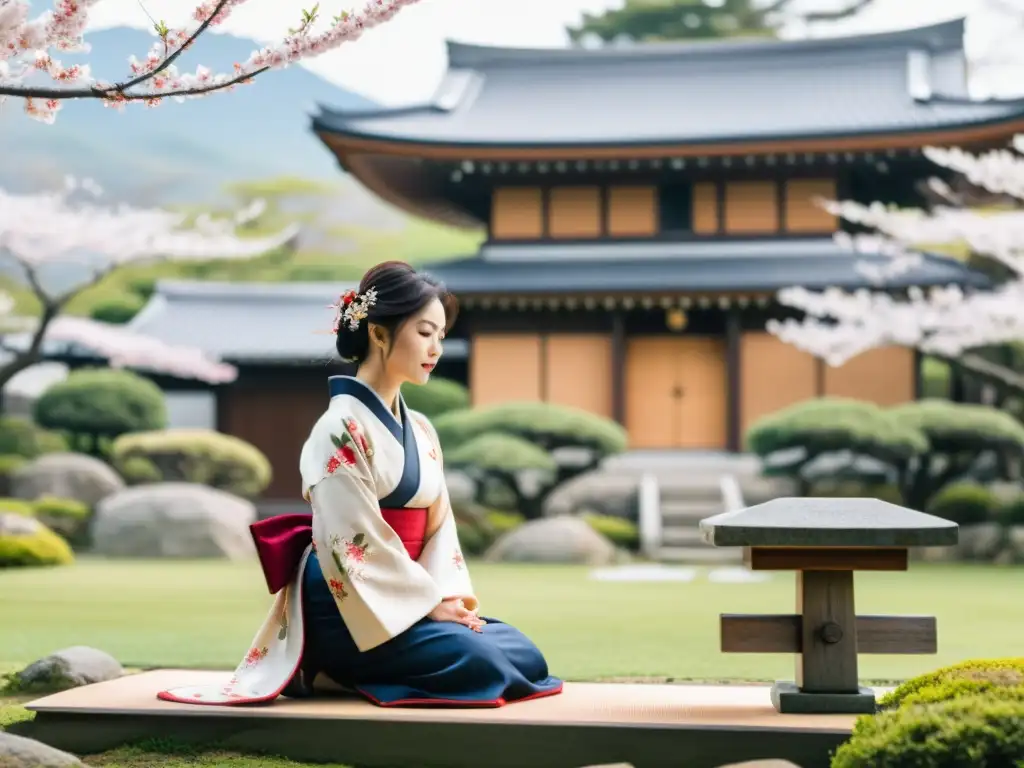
[384,297,446,386]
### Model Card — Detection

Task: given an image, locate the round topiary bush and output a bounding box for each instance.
[830,694,1024,767]
[0,514,74,568]
[0,417,68,459]
[0,497,37,517]
[997,495,1024,527]
[111,428,272,498]
[32,495,91,545]
[33,368,168,454]
[582,511,639,550]
[88,293,147,325]
[926,482,997,526]
[0,454,27,495]
[401,377,470,419]
[878,657,1024,711]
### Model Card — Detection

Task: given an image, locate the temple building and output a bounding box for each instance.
[310,18,1017,451]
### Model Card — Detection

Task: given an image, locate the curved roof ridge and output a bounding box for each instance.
[445,17,966,70]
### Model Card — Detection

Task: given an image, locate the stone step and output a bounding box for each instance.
[655,545,744,565]
[659,499,724,524]
[660,527,708,547]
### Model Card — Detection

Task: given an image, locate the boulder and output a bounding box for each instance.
[542,470,638,519]
[92,483,256,559]
[996,525,1024,565]
[14,646,123,692]
[444,470,476,507]
[0,732,84,767]
[12,452,123,507]
[485,515,618,565]
[957,522,1006,561]
[716,762,802,768]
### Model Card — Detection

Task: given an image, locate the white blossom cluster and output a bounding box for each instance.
[0,177,299,382]
[768,134,1024,366]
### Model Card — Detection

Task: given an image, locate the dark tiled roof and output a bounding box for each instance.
[126,281,468,363]
[312,19,1024,149]
[420,238,987,294]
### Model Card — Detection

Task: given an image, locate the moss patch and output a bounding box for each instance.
[83,741,354,767]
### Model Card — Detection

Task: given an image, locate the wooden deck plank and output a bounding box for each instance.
[23,670,880,768]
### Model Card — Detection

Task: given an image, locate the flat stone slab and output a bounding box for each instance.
[700,497,958,548]
[770,681,878,715]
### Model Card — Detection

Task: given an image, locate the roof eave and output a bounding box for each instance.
[311,108,1024,161]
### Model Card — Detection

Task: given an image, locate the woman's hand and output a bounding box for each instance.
[429,598,485,632]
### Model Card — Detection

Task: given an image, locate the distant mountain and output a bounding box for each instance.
[0,27,377,205]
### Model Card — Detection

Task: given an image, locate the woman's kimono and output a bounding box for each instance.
[158,375,563,707]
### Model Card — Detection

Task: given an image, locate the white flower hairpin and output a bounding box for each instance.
[329,287,378,333]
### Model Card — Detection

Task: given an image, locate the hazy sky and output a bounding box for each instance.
[84,0,1019,105]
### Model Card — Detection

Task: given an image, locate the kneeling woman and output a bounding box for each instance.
[159,261,563,708]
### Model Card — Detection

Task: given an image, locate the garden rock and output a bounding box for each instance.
[92,483,256,559]
[996,525,1024,565]
[957,522,1005,561]
[0,512,42,538]
[543,470,638,519]
[0,732,84,767]
[12,452,123,507]
[716,762,802,768]
[14,646,123,691]
[444,470,476,507]
[485,515,618,565]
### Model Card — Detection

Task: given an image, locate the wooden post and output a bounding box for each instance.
[700,497,959,714]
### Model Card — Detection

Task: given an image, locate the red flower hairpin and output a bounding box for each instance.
[329,287,378,333]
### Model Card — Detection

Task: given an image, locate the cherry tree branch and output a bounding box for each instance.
[0,0,421,122]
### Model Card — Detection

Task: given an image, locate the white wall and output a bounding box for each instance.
[165,390,217,430]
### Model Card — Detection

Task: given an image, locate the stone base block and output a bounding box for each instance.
[769,681,877,715]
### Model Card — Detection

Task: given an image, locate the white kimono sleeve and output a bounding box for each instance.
[308,422,443,652]
[413,416,479,613]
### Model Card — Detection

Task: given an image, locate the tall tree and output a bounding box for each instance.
[567,0,876,45]
[0,0,418,124]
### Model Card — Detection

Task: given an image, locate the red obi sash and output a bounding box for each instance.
[249,508,428,594]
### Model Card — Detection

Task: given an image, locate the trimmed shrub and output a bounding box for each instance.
[401,378,470,419]
[34,368,167,452]
[807,479,904,505]
[486,510,525,536]
[32,496,91,545]
[830,694,1024,767]
[878,658,1024,711]
[0,417,68,459]
[0,516,74,568]
[926,482,997,526]
[88,293,147,324]
[996,495,1024,527]
[434,401,628,457]
[0,455,27,496]
[111,428,272,498]
[0,498,36,517]
[582,512,639,550]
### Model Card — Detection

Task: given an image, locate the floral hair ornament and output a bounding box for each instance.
[330,287,378,333]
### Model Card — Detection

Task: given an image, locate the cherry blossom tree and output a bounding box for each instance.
[0,0,420,124]
[0,176,300,400]
[767,134,1024,398]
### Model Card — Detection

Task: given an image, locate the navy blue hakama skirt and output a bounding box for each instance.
[299,554,563,706]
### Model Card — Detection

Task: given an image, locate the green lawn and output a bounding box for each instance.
[2,558,1020,683]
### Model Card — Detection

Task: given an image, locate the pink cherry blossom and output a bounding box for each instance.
[0,0,421,123]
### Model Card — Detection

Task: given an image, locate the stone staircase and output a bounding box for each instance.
[599,451,795,565]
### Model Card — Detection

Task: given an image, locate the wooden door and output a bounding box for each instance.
[218,378,325,501]
[625,336,727,450]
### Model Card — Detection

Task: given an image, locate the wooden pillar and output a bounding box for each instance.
[725,308,742,452]
[610,311,626,425]
[913,349,924,400]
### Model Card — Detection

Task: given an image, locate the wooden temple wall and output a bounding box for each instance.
[487,176,838,240]
[469,330,916,452]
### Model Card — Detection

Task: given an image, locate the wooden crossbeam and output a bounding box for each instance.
[745,547,908,572]
[720,614,937,655]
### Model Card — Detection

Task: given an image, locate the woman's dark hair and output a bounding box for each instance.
[335,261,458,365]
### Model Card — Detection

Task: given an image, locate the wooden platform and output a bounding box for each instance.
[25,670,871,768]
